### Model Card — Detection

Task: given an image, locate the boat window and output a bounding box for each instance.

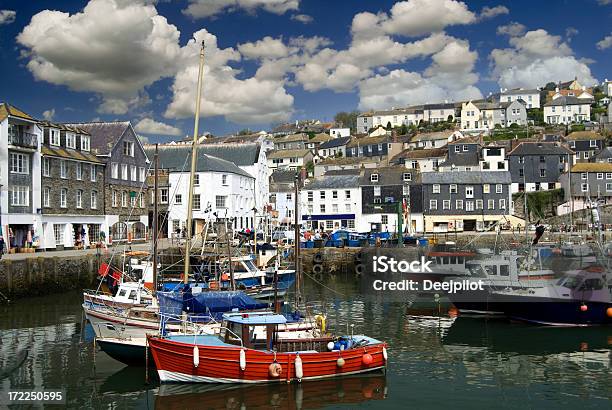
[233,262,248,272]
[557,276,582,289]
[243,260,258,272]
[457,257,464,265]
[579,278,604,291]
[436,257,442,265]
[450,256,457,264]
[443,256,450,264]
[499,265,509,276]
[117,289,127,297]
[128,290,138,300]
[484,265,498,276]
[467,264,486,277]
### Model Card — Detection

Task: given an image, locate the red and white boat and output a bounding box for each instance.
[148,312,388,384]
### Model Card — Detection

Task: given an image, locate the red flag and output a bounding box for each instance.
[111,271,122,287]
[98,263,110,276]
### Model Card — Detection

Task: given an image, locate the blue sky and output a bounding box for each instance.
[0,0,611,141]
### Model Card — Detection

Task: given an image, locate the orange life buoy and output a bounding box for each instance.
[268,362,282,378]
[221,273,229,281]
[209,281,219,290]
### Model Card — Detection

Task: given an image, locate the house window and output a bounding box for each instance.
[381,215,388,224]
[373,198,382,204]
[139,167,146,182]
[455,200,463,210]
[377,143,383,151]
[443,200,451,210]
[222,174,228,185]
[499,199,506,210]
[43,158,50,177]
[111,163,119,179]
[590,140,597,147]
[581,183,588,192]
[518,156,524,164]
[462,145,468,152]
[76,189,82,208]
[130,193,137,208]
[411,161,418,169]
[81,135,90,151]
[215,195,226,208]
[112,191,117,207]
[348,220,355,229]
[345,204,351,212]
[60,188,67,208]
[91,165,97,182]
[483,184,490,194]
[43,187,50,207]
[76,162,82,180]
[123,141,134,157]
[403,173,411,181]
[433,184,440,194]
[465,186,474,198]
[130,165,137,181]
[121,164,128,180]
[324,220,333,229]
[606,173,612,180]
[286,193,292,200]
[175,194,182,204]
[10,153,29,174]
[540,169,546,177]
[66,133,76,149]
[476,199,483,210]
[332,204,339,213]
[139,192,144,208]
[539,156,545,163]
[584,151,589,159]
[429,200,437,210]
[597,173,604,180]
[454,145,460,153]
[122,191,128,207]
[53,224,64,245]
[307,191,313,202]
[60,160,67,178]
[332,190,338,199]
[370,173,379,182]
[320,191,325,199]
[50,129,60,146]
[11,186,29,206]
[374,186,381,196]
[193,194,201,210]
[160,188,169,204]
[91,191,98,209]
[519,169,524,177]
[466,201,474,211]
[488,199,495,210]
[320,204,326,213]
[581,173,588,180]
[450,184,457,194]
[345,190,351,199]
[496,184,503,193]
[194,174,200,186]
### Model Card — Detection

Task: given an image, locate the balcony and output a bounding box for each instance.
[9,132,38,149]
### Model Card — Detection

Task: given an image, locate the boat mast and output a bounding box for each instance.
[568,152,574,232]
[152,143,159,294]
[183,41,206,285]
[294,173,302,306]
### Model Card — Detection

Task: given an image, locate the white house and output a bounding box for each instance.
[495,88,541,109]
[329,128,350,138]
[267,149,313,173]
[357,107,423,134]
[480,144,508,172]
[603,79,612,96]
[300,175,361,231]
[421,103,456,123]
[0,103,43,250]
[406,130,462,150]
[317,136,351,159]
[159,152,256,236]
[543,95,592,124]
[392,147,447,172]
[461,100,527,132]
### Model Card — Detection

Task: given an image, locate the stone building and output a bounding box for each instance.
[39,122,105,250]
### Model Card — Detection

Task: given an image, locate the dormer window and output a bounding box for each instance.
[81,135,90,152]
[66,133,76,149]
[403,173,411,182]
[50,129,60,146]
[590,140,597,147]
[370,173,379,182]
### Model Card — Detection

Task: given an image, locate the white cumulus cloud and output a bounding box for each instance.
[42,108,55,121]
[291,14,312,24]
[479,5,509,20]
[183,0,298,18]
[497,22,526,37]
[134,118,182,135]
[0,9,16,25]
[238,36,290,60]
[597,33,612,50]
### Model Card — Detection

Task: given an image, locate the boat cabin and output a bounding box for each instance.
[113,282,146,304]
[221,312,287,350]
[464,251,555,286]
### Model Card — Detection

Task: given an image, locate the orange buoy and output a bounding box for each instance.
[221,273,229,281]
[337,357,345,368]
[606,307,612,318]
[580,304,588,312]
[579,342,589,351]
[268,362,282,378]
[448,307,459,317]
[362,353,373,365]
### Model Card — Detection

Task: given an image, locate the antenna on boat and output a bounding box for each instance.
[183,40,205,285]
[152,143,159,295]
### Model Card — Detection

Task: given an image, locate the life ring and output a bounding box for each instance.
[355,263,364,275]
[268,362,282,378]
[314,314,326,333]
[354,251,363,263]
[312,264,323,275]
[209,281,219,290]
[313,253,324,264]
[221,273,229,281]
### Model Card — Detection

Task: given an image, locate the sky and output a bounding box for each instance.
[0,0,611,142]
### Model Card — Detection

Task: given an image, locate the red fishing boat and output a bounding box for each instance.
[148,312,388,383]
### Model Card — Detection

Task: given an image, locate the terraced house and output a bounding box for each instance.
[67,121,149,243]
[39,122,105,250]
[0,103,42,252]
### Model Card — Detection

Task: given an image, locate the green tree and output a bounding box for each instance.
[334,111,360,133]
[447,114,454,122]
[386,121,392,130]
[399,123,408,135]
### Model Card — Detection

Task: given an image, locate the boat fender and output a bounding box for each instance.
[313,253,324,264]
[336,357,345,368]
[193,346,199,368]
[362,353,373,365]
[269,362,282,378]
[314,314,326,333]
[607,307,612,318]
[294,354,303,381]
[382,347,388,361]
[240,349,247,371]
[580,304,588,312]
[312,264,324,275]
[327,341,335,351]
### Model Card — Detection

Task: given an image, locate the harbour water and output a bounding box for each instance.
[1,274,610,409]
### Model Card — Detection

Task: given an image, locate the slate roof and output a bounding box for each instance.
[566,131,604,140]
[147,143,260,167]
[593,147,612,160]
[393,147,447,160]
[422,103,455,110]
[308,133,332,143]
[544,96,592,106]
[304,175,360,190]
[323,168,360,176]
[360,167,417,185]
[319,136,351,149]
[422,171,511,184]
[570,163,612,173]
[267,149,311,159]
[317,156,373,166]
[508,142,574,156]
[347,135,393,148]
[276,133,308,143]
[66,121,131,155]
[41,146,103,163]
[0,102,35,122]
[270,169,297,183]
[39,121,91,135]
[410,131,453,142]
[438,154,480,168]
[499,88,539,96]
[153,148,253,178]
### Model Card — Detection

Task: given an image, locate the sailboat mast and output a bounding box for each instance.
[183,41,206,284]
[294,173,301,306]
[152,143,159,294]
[568,153,573,231]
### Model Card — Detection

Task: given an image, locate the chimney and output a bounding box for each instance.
[300,166,307,182]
